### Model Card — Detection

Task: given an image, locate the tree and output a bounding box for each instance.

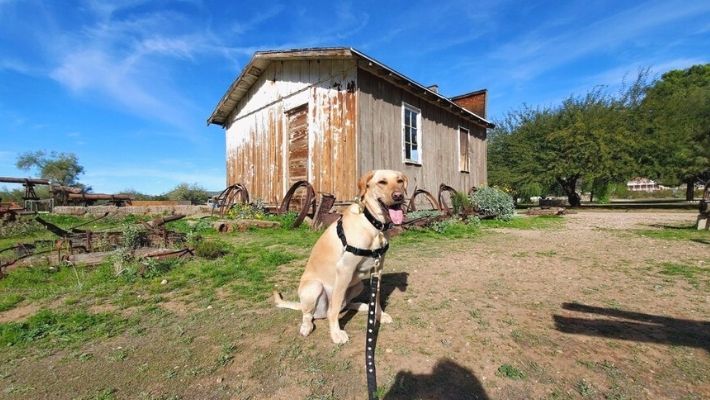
[165,183,209,205]
[489,84,645,207]
[640,64,710,200]
[16,150,85,186]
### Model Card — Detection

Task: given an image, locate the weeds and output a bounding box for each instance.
[497,363,526,380]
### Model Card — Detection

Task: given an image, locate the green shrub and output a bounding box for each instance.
[451,191,474,215]
[471,187,515,220]
[227,202,266,220]
[140,258,180,278]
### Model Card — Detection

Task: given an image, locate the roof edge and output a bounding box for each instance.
[207,47,494,129]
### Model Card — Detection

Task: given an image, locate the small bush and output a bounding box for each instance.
[471,187,515,220]
[227,202,266,220]
[140,258,180,278]
[451,191,474,215]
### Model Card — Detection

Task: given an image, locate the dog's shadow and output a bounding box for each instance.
[340,272,409,328]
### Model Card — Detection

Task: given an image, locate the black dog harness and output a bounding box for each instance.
[336,206,392,400]
[336,206,391,258]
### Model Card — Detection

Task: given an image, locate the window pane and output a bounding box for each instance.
[411,128,417,145]
[411,112,417,128]
[411,149,418,161]
[405,146,411,160]
[405,110,411,126]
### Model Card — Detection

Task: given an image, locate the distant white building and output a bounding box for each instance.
[627,177,666,192]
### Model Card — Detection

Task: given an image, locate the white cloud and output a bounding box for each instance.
[490,1,710,80]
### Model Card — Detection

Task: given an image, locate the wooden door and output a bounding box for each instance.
[286,104,309,187]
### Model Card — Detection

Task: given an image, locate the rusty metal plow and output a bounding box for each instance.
[0,214,191,278]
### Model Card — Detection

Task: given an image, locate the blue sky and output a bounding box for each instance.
[0,0,708,195]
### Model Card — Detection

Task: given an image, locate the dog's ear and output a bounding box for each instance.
[358,170,375,199]
[400,174,409,194]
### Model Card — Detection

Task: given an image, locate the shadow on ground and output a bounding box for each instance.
[341,272,408,328]
[553,302,710,352]
[383,358,489,400]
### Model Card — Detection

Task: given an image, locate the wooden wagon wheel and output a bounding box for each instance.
[279,181,316,228]
[214,184,250,217]
[407,187,440,212]
[438,184,457,216]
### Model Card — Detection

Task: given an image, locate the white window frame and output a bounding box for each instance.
[402,102,422,165]
[458,126,470,173]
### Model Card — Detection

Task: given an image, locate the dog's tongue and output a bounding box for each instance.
[388,208,404,225]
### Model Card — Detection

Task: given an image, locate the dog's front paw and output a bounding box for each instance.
[379,312,393,324]
[300,321,314,337]
[330,329,349,344]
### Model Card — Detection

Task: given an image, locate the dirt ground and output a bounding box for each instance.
[1,210,708,400]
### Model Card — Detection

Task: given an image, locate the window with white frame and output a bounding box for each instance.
[402,103,421,164]
[458,126,470,172]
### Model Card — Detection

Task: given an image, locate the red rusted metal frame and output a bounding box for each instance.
[312,193,340,229]
[65,193,132,206]
[407,187,440,212]
[278,180,316,228]
[437,184,457,216]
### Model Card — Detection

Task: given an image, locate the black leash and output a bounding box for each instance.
[366,265,382,400]
[335,206,392,400]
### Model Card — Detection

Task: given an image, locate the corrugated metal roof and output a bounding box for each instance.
[207,47,493,128]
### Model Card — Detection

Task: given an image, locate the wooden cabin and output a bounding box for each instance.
[207,47,494,204]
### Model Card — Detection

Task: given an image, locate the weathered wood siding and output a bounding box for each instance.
[357,68,487,194]
[224,59,358,203]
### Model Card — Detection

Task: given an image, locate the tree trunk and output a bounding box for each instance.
[557,177,582,207]
[685,178,695,201]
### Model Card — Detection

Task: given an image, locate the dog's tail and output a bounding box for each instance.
[273,291,301,310]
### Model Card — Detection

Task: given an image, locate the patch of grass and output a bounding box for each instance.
[496,363,526,380]
[217,343,236,367]
[194,240,229,260]
[511,328,546,347]
[575,378,595,397]
[93,388,117,400]
[673,352,710,383]
[0,309,136,348]
[481,215,564,230]
[657,262,709,288]
[0,293,24,312]
[394,219,481,244]
[634,225,710,243]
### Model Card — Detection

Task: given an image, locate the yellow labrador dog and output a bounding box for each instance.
[274,170,407,344]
